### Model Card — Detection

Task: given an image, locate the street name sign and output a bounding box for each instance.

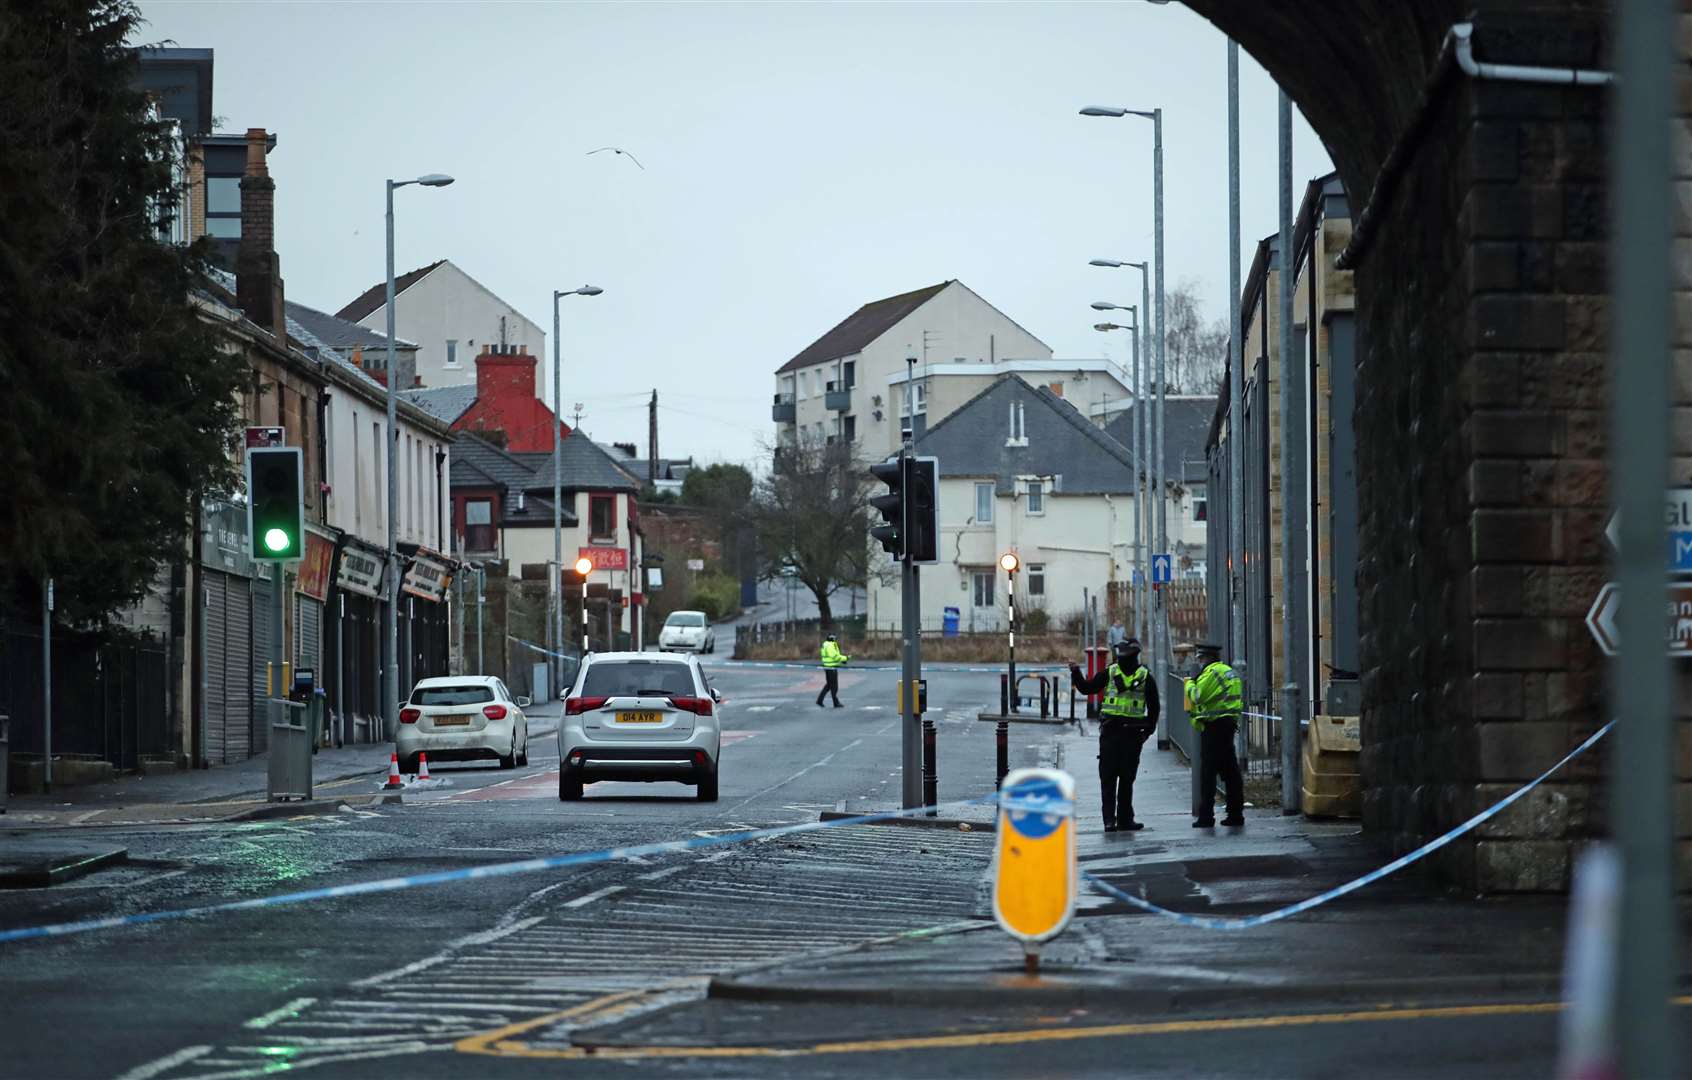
[1584,581,1692,658]
[1603,487,1692,573]
[992,768,1077,950]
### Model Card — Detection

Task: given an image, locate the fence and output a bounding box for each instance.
[0,621,173,772]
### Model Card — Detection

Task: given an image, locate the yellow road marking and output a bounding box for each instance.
[456,994,1692,1061]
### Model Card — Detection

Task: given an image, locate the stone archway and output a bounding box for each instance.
[1183,2,1641,892]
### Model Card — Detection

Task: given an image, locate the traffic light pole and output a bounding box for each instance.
[899,356,922,810]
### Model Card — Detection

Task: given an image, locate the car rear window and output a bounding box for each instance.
[413,685,495,706]
[581,661,697,697]
[665,613,706,628]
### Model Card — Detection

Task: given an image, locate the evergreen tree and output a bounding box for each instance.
[0,0,246,623]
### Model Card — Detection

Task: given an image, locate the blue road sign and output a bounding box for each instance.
[1606,488,1692,574]
[1152,554,1172,584]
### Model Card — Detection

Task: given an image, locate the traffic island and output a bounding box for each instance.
[0,833,127,888]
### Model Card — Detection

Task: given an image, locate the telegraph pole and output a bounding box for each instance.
[1276,89,1304,813]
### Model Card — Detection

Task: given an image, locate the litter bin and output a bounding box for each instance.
[942,607,960,637]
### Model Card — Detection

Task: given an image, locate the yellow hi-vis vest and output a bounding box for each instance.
[1187,661,1243,731]
[820,640,848,668]
[1100,663,1149,721]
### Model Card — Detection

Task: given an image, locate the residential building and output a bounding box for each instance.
[772,280,1052,458]
[599,441,694,496]
[399,343,568,453]
[1206,171,1357,732]
[449,432,644,648]
[337,260,546,400]
[866,376,1143,634]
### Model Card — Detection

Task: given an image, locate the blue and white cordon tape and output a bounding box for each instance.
[0,721,1611,945]
[1082,719,1614,930]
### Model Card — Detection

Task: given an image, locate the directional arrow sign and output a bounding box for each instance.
[1585,581,1692,658]
[1603,486,1692,573]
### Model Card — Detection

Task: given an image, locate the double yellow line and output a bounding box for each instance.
[456,993,1692,1061]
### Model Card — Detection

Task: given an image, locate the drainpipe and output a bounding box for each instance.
[1339,21,1614,269]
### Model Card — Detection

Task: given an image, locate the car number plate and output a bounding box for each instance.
[617,711,663,724]
[433,714,472,726]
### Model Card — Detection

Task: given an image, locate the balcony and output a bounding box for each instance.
[824,382,851,412]
[771,392,796,423]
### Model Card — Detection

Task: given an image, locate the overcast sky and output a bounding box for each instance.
[140,1,1330,467]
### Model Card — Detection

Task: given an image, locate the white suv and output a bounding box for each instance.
[559,652,722,802]
[658,610,716,654]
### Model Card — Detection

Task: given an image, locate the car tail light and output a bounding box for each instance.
[693,750,708,765]
[483,704,508,720]
[566,696,608,715]
[669,696,712,715]
[399,708,420,724]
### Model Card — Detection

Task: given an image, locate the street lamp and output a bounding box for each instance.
[999,551,1019,713]
[384,171,454,741]
[1091,257,1152,650]
[1093,305,1150,654]
[574,556,594,655]
[552,285,604,692]
[1081,101,1167,683]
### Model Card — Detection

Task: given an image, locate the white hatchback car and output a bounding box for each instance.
[558,652,722,801]
[658,610,716,654]
[398,675,530,772]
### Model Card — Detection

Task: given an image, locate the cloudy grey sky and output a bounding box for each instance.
[140,1,1329,466]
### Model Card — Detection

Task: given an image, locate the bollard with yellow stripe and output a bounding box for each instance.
[992,767,1077,971]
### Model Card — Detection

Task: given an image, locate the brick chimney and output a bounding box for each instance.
[474,343,538,403]
[235,127,286,344]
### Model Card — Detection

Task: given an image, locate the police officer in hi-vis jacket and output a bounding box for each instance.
[1070,637,1160,831]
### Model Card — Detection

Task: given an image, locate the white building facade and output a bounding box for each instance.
[338,259,547,402]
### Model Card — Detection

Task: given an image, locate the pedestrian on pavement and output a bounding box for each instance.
[1069,637,1159,832]
[1107,617,1127,648]
[817,632,849,708]
[1186,642,1245,828]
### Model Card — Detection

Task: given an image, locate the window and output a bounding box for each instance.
[665,612,706,628]
[799,372,809,399]
[1192,497,1208,522]
[971,571,995,608]
[975,482,994,524]
[205,216,241,238]
[206,176,240,213]
[465,498,494,553]
[581,659,698,697]
[844,360,856,389]
[843,415,856,443]
[590,494,616,539]
[445,339,459,367]
[904,382,927,415]
[412,684,493,706]
[1026,480,1045,515]
[1028,563,1046,597]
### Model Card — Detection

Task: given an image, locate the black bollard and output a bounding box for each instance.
[996,720,1009,788]
[922,717,937,816]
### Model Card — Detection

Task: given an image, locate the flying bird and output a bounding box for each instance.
[587,146,645,170]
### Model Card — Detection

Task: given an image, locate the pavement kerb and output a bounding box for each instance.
[0,792,400,831]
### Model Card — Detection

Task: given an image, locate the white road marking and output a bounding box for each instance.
[697,850,733,864]
[636,865,686,881]
[242,998,317,1030]
[562,885,624,909]
[747,705,775,712]
[112,1045,212,1080]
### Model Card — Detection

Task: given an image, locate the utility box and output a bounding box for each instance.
[268,700,314,802]
[1302,713,1361,818]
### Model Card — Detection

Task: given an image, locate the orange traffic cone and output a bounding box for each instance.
[417,752,431,781]
[383,752,403,790]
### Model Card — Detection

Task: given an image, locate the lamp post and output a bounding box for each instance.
[1090,259,1152,650]
[1081,104,1166,682]
[1091,303,1146,648]
[574,556,594,654]
[552,285,604,695]
[999,551,1020,713]
[384,172,453,740]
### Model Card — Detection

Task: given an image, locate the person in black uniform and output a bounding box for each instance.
[1069,637,1160,831]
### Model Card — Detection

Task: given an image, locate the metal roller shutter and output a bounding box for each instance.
[297,594,321,677]
[226,574,253,761]
[203,572,228,765]
[251,567,274,755]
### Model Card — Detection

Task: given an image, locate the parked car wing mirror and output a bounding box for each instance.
[516,696,532,707]
[710,688,722,703]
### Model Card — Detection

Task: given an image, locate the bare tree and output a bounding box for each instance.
[749,438,870,629]
[1162,279,1229,395]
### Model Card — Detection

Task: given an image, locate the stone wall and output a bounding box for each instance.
[1188,3,1692,891]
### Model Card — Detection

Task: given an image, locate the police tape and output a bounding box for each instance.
[1081,718,1615,931]
[0,796,997,946]
[508,636,577,661]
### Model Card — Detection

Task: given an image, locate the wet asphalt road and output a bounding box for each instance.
[1,660,1660,1079]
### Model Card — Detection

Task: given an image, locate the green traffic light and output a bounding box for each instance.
[264,527,290,553]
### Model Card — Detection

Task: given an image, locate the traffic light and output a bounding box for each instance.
[869,458,905,558]
[246,446,304,561]
[906,456,938,564]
